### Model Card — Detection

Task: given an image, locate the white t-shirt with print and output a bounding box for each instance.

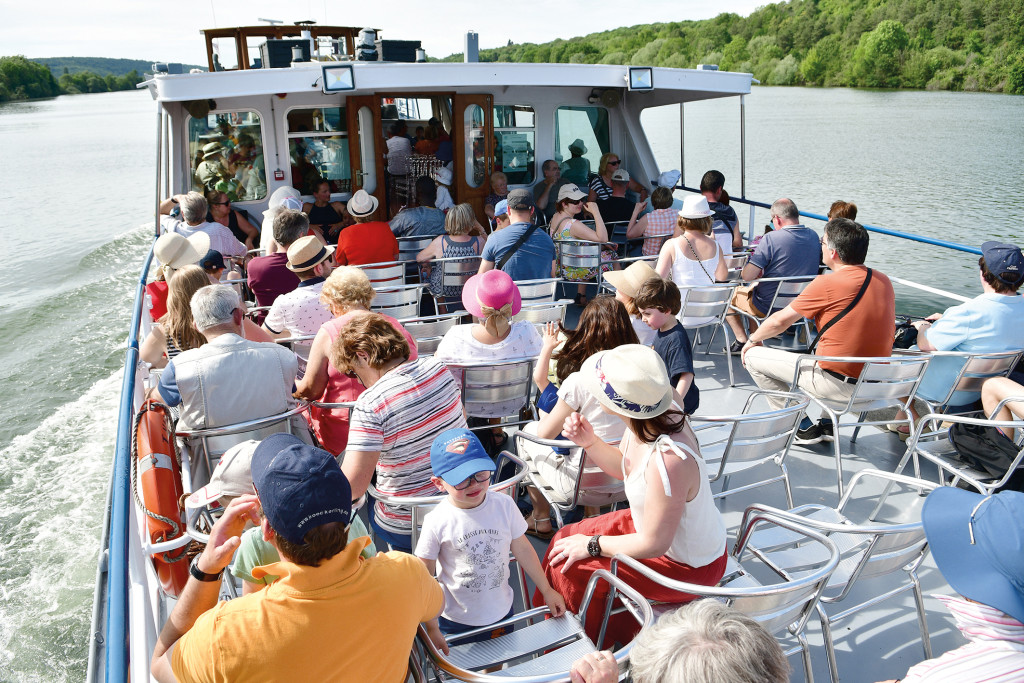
[415,491,528,626]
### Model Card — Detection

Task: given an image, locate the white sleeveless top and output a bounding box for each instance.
[670,237,721,326]
[622,431,726,567]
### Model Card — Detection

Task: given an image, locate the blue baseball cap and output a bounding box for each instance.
[981,241,1024,286]
[429,428,495,486]
[922,487,1024,624]
[494,199,509,218]
[251,433,352,545]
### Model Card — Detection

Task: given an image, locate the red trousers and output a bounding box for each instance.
[533,508,728,645]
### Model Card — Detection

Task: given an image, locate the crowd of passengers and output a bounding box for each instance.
[147,170,1024,681]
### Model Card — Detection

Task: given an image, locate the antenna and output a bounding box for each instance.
[258,17,283,25]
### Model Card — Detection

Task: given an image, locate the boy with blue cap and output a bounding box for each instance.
[416,428,566,653]
[880,488,1024,682]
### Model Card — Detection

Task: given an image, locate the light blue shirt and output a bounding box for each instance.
[917,292,1024,406]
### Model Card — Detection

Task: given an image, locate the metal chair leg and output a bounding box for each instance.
[817,604,841,683]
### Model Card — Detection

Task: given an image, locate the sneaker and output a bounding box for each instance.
[729,340,745,355]
[794,422,825,445]
[818,419,835,443]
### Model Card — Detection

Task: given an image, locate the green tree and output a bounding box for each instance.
[801,34,843,84]
[852,19,910,87]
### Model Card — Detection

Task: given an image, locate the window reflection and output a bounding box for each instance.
[188,111,266,201]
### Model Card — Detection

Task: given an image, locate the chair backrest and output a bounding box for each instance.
[851,357,931,404]
[401,311,466,356]
[356,260,406,289]
[397,235,436,263]
[928,349,1023,408]
[607,220,630,244]
[435,255,481,295]
[512,301,569,332]
[723,252,749,281]
[451,358,536,420]
[370,284,423,319]
[514,278,559,303]
[275,334,316,368]
[555,239,602,279]
[761,275,815,314]
[679,283,739,322]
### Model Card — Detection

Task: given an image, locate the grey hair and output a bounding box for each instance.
[630,600,789,683]
[770,197,799,222]
[181,191,209,225]
[273,209,310,247]
[191,284,241,331]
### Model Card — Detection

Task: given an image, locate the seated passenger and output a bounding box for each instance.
[199,249,226,283]
[415,123,440,155]
[206,190,259,253]
[433,167,455,212]
[492,199,510,231]
[549,185,616,307]
[635,277,700,415]
[159,191,246,260]
[588,152,648,204]
[626,185,678,257]
[293,267,419,455]
[335,189,400,266]
[982,376,1024,437]
[700,169,741,252]
[479,189,556,281]
[150,284,307,438]
[390,176,446,237]
[604,260,661,346]
[302,179,351,243]
[147,231,210,321]
[150,433,443,682]
[828,199,858,220]
[521,296,639,539]
[595,168,641,224]
[484,171,509,223]
[536,344,728,644]
[533,159,571,225]
[433,270,543,418]
[259,186,302,255]
[247,208,306,317]
[417,429,565,653]
[417,203,487,305]
[333,313,467,552]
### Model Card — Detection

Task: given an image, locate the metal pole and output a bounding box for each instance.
[679,103,684,186]
[740,94,750,241]
[155,104,163,238]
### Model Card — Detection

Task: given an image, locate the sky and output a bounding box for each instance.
[0,0,763,65]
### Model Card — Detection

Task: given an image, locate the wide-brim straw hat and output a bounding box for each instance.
[154,231,210,270]
[603,261,659,299]
[286,235,335,271]
[347,189,379,218]
[580,345,674,420]
[679,194,714,219]
[462,270,522,319]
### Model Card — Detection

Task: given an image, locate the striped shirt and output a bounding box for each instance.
[902,595,1024,682]
[643,208,677,256]
[346,357,467,535]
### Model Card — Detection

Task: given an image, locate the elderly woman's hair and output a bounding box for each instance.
[651,186,674,210]
[181,191,208,224]
[827,200,858,221]
[489,170,507,184]
[330,312,410,373]
[445,203,476,236]
[191,284,241,332]
[678,215,713,235]
[320,266,375,312]
[273,209,310,248]
[160,265,210,351]
[630,600,789,683]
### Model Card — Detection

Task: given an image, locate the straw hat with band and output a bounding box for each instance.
[603,261,659,299]
[347,189,379,218]
[286,235,335,272]
[580,345,674,419]
[462,270,522,338]
[154,231,211,278]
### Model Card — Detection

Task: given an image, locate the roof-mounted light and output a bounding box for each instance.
[322,64,355,93]
[627,67,653,91]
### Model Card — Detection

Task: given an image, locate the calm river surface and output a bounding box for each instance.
[0,86,1021,681]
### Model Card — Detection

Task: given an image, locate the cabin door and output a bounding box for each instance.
[346,95,385,210]
[452,94,494,223]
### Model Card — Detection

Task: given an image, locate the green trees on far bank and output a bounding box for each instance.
[439,0,1024,94]
[0,56,142,103]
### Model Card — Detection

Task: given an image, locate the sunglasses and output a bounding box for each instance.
[211,201,230,206]
[608,160,621,166]
[566,198,583,205]
[453,471,491,490]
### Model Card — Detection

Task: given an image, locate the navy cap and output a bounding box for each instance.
[923,488,1024,624]
[199,249,226,271]
[251,433,352,545]
[429,428,495,486]
[981,241,1024,286]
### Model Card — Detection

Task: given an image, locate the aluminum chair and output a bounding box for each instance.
[446,358,539,430]
[606,507,841,683]
[786,354,931,497]
[690,390,810,508]
[427,255,481,313]
[397,235,437,276]
[895,348,1022,415]
[744,470,937,683]
[678,282,740,386]
[514,278,560,304]
[730,275,817,351]
[512,300,570,334]
[554,239,604,287]
[400,311,466,357]
[370,284,424,320]
[722,250,749,281]
[415,569,652,682]
[355,260,406,289]
[275,333,316,374]
[887,403,1024,496]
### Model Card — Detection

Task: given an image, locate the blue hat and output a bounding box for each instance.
[981,241,1024,286]
[494,199,509,218]
[199,249,226,271]
[922,488,1024,624]
[429,428,495,486]
[251,433,352,545]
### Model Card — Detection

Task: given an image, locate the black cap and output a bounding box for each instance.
[506,188,534,212]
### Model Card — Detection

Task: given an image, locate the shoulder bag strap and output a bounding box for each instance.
[807,268,872,354]
[496,222,541,271]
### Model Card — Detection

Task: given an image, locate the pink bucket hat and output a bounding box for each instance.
[462,270,522,319]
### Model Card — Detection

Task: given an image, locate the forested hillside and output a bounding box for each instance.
[0,56,145,101]
[441,0,1024,94]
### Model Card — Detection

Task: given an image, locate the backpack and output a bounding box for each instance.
[948,422,1024,492]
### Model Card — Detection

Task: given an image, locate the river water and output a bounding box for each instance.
[0,86,1021,681]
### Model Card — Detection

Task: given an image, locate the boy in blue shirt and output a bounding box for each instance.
[635,277,700,415]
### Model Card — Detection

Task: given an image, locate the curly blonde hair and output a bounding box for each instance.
[320,266,375,313]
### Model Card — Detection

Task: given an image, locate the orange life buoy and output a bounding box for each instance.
[135,399,188,596]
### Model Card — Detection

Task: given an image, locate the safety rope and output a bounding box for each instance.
[130,401,189,563]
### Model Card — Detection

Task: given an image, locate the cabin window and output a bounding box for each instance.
[554,106,610,187]
[286,106,350,195]
[464,104,486,189]
[493,105,535,185]
[187,110,266,201]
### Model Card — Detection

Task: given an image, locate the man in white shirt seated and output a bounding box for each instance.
[159,191,246,260]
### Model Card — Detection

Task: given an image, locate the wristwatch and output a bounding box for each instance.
[189,557,223,583]
[587,535,603,558]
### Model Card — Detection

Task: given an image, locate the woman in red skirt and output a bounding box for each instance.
[534,344,728,644]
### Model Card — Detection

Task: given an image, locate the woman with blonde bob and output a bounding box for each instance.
[655,195,728,326]
[416,202,487,305]
[294,266,418,454]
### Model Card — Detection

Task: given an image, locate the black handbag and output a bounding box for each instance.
[948,422,1024,492]
[893,316,919,350]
